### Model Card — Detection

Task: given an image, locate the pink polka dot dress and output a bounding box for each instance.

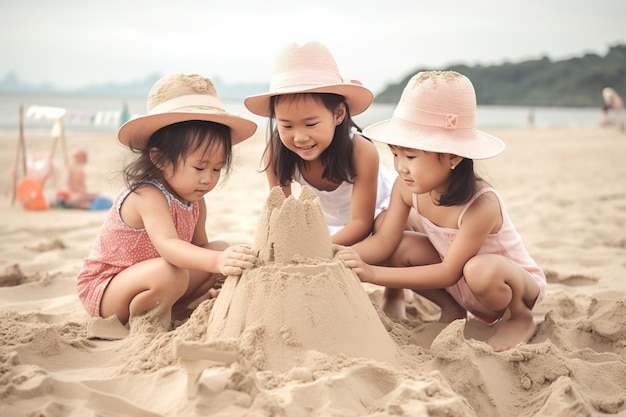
[76,179,199,317]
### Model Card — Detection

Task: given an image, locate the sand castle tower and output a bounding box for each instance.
[205,186,398,371]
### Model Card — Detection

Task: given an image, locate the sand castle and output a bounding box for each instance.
[202,186,399,372]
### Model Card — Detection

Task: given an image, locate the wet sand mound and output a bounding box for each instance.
[206,186,398,371]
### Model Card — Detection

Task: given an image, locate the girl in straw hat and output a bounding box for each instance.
[245,41,396,246]
[339,71,547,351]
[76,74,257,331]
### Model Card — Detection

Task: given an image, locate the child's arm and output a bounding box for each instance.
[135,186,254,276]
[331,135,379,246]
[341,190,502,290]
[191,199,255,275]
[350,177,412,263]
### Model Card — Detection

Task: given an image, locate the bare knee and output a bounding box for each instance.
[463,254,501,296]
[154,265,189,301]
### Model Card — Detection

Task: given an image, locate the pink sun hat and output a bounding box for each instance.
[244,41,374,117]
[363,71,505,160]
[118,73,258,150]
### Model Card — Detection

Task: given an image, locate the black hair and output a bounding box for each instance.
[123,120,233,188]
[435,156,479,206]
[261,93,362,186]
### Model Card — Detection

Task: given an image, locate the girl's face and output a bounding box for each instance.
[158,143,226,205]
[274,94,344,161]
[390,145,457,195]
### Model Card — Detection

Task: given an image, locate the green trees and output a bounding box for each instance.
[376,44,626,107]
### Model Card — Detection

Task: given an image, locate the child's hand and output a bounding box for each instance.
[337,248,373,283]
[218,245,255,276]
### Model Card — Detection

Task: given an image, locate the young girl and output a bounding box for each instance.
[244,41,396,246]
[76,73,257,331]
[338,71,547,351]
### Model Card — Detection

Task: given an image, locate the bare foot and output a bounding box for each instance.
[172,288,220,321]
[383,297,407,320]
[438,307,467,324]
[487,314,537,352]
[382,288,407,320]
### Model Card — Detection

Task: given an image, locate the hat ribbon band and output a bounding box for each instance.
[269,70,346,91]
[393,106,475,130]
[148,94,224,115]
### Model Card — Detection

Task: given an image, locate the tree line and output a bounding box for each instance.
[375,44,626,107]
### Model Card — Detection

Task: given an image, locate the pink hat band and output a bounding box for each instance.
[393,106,476,130]
[269,69,364,92]
[148,94,225,115]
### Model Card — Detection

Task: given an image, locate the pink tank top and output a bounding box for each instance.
[76,179,200,316]
[413,187,546,316]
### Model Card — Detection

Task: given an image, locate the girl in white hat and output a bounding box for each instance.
[339,71,547,351]
[245,41,396,246]
[76,73,257,332]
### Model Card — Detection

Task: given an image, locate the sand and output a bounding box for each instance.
[1,126,625,416]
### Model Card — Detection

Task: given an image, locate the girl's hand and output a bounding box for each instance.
[337,248,374,283]
[218,246,256,276]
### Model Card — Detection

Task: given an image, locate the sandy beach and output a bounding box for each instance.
[1,125,625,416]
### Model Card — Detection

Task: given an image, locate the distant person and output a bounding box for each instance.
[600,105,611,127]
[527,108,535,129]
[76,73,257,331]
[244,41,397,246]
[602,87,625,133]
[338,71,547,352]
[55,148,101,209]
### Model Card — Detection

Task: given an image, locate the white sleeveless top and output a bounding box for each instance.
[294,157,396,234]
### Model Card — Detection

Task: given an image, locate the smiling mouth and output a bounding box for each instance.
[297,145,316,151]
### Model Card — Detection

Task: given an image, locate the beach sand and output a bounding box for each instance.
[1,126,625,416]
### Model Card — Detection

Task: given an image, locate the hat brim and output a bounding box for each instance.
[244,84,373,117]
[363,119,505,160]
[118,111,258,150]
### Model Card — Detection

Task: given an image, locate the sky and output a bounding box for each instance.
[1,1,625,94]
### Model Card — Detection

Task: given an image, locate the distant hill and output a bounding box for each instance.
[375,44,626,107]
[0,72,268,101]
[2,44,625,106]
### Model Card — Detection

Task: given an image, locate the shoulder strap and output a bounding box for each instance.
[457,187,499,227]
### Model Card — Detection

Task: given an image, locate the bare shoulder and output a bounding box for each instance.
[464,184,502,231]
[125,183,168,210]
[389,176,414,208]
[352,133,379,162]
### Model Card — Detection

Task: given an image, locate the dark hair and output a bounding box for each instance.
[123,120,233,187]
[435,157,479,206]
[261,93,361,186]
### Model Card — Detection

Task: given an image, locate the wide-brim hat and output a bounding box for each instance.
[363,71,505,160]
[244,41,373,117]
[118,74,257,150]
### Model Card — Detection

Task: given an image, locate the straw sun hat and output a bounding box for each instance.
[244,41,373,117]
[118,73,257,150]
[363,71,505,160]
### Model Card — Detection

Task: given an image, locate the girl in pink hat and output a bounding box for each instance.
[338,71,547,352]
[76,74,257,332]
[245,41,397,246]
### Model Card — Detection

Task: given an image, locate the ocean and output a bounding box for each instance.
[0,93,604,135]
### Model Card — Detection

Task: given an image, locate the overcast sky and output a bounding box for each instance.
[1,1,624,94]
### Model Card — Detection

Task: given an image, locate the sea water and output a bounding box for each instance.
[0,93,605,134]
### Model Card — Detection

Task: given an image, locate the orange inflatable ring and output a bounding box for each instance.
[17,176,48,211]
